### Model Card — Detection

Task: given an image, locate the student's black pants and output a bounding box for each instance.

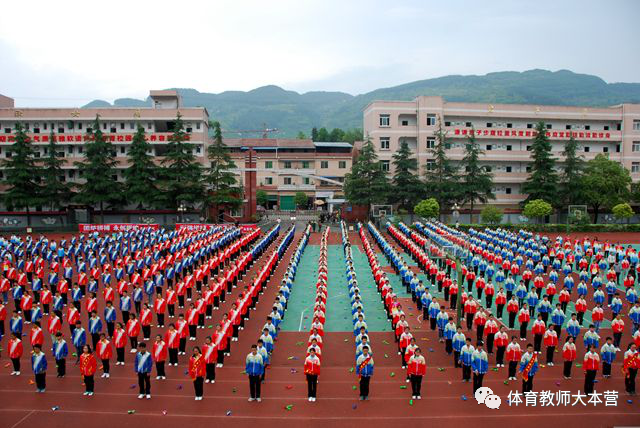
[522,377,533,393]
[473,372,484,393]
[56,359,66,376]
[169,348,178,365]
[156,361,165,377]
[116,347,125,363]
[462,365,471,381]
[564,361,573,378]
[11,358,20,372]
[603,362,611,377]
[410,374,422,396]
[625,368,637,394]
[546,346,555,364]
[306,374,318,398]
[194,376,204,397]
[508,312,516,329]
[359,375,371,398]
[584,369,597,395]
[496,347,505,365]
[138,373,151,395]
[84,375,94,393]
[249,375,261,398]
[35,372,46,390]
[206,363,215,381]
[520,322,528,339]
[508,361,517,378]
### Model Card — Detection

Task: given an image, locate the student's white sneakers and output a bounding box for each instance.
[248,398,254,402]
[130,349,136,353]
[138,394,145,399]
[146,394,151,399]
[205,379,210,383]
[256,398,261,402]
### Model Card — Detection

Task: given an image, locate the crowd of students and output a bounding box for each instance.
[1,222,302,401]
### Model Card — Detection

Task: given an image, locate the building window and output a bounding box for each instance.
[633,162,640,173]
[147,123,152,130]
[603,146,609,153]
[526,145,531,151]
[78,122,82,130]
[426,137,435,149]
[265,177,273,185]
[67,146,73,154]
[401,120,409,126]
[196,123,201,130]
[486,144,492,151]
[506,123,512,128]
[339,161,346,169]
[4,128,10,134]
[465,122,472,127]
[302,161,310,169]
[486,122,493,128]
[380,137,390,150]
[527,123,533,129]
[284,161,292,169]
[616,144,621,153]
[425,160,435,171]
[265,161,273,168]
[505,187,512,194]
[426,114,436,126]
[444,121,451,127]
[617,123,621,131]
[506,166,512,173]
[526,166,532,173]
[284,177,292,185]
[485,166,492,172]
[320,161,329,169]
[566,125,572,130]
[381,160,390,172]
[546,124,552,130]
[120,146,126,155]
[303,177,311,185]
[585,125,590,130]
[584,146,590,152]
[379,114,390,127]
[506,145,512,151]
[604,125,609,131]
[129,123,135,130]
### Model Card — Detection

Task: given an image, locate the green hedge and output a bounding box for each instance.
[450,223,640,233]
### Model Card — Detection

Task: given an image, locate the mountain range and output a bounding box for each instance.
[83,69,640,138]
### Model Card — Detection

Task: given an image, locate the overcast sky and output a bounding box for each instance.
[1,0,638,107]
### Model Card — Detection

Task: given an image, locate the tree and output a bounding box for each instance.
[40,131,71,211]
[560,135,585,208]
[2,123,42,225]
[123,124,159,208]
[414,198,440,219]
[581,154,631,223]
[342,129,363,145]
[74,115,122,223]
[423,117,459,213]
[481,206,503,225]
[296,131,307,139]
[311,127,318,142]
[295,192,309,209]
[256,190,268,207]
[343,137,389,213]
[316,127,330,142]
[206,121,242,222]
[390,140,422,211]
[523,199,553,223]
[522,122,558,204]
[459,131,494,223]
[612,203,634,224]
[157,113,205,209]
[329,128,345,142]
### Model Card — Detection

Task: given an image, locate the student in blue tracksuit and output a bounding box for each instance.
[452,327,466,368]
[246,344,265,402]
[600,337,616,378]
[459,338,474,382]
[356,345,374,400]
[52,332,68,378]
[472,341,489,394]
[135,342,153,399]
[519,343,539,393]
[31,344,47,393]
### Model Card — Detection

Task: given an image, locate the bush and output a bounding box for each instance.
[481,206,503,225]
[451,223,640,233]
[523,199,553,222]
[256,190,268,207]
[612,203,634,222]
[294,191,309,209]
[414,198,439,219]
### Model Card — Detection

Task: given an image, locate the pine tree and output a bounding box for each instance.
[459,131,494,223]
[343,137,389,213]
[311,127,318,142]
[2,123,42,225]
[391,140,422,212]
[123,124,159,208]
[41,131,71,211]
[521,121,558,204]
[74,115,122,222]
[158,113,205,209]
[206,121,242,222]
[560,135,584,208]
[423,117,459,211]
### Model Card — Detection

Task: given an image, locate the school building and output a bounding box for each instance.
[363,96,640,212]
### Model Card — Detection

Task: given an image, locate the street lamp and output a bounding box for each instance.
[177,203,187,223]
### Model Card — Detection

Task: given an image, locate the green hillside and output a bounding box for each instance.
[82,69,640,137]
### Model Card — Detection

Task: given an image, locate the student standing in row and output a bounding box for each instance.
[31,344,47,393]
[135,342,152,399]
[356,345,374,401]
[79,345,97,396]
[189,346,205,401]
[304,347,321,402]
[246,344,265,402]
[407,347,426,400]
[52,332,68,378]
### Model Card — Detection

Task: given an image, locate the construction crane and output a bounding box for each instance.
[222,123,279,139]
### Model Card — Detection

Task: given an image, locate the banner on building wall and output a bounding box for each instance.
[175,224,219,232]
[79,223,159,233]
[0,133,191,144]
[239,224,260,233]
[452,128,613,140]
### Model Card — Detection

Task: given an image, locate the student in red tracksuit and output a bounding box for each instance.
[532,315,546,353]
[507,298,519,329]
[189,346,206,401]
[494,327,509,367]
[407,347,427,399]
[79,345,97,396]
[583,345,600,394]
[213,324,228,367]
[96,333,113,377]
[140,304,153,341]
[154,297,167,328]
[543,325,558,366]
[202,336,217,383]
[152,335,167,380]
[563,336,577,379]
[176,314,188,355]
[126,313,141,353]
[9,333,23,374]
[186,303,199,340]
[304,347,321,402]
[518,305,530,340]
[165,324,180,366]
[113,322,127,365]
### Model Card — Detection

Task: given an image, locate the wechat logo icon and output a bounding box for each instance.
[475,386,501,409]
